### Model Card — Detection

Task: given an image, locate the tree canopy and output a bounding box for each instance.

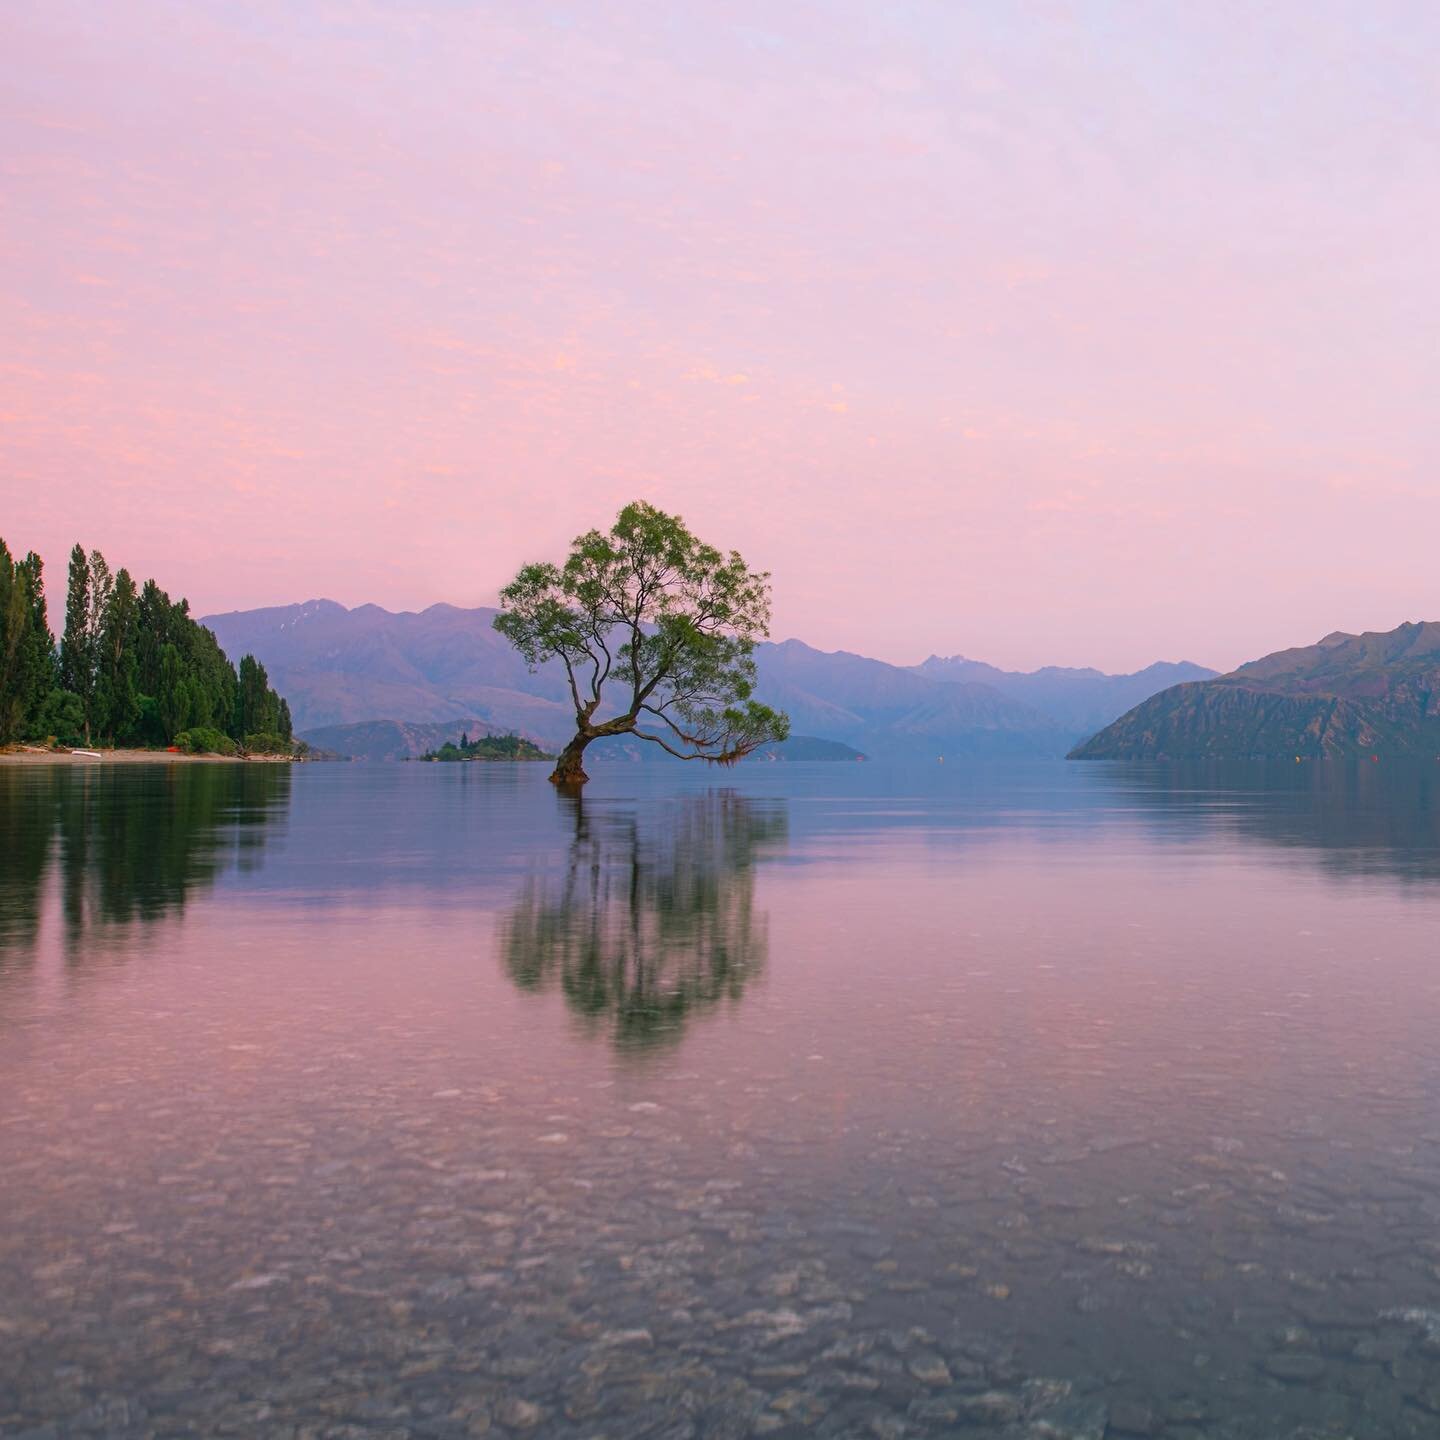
[494,501,789,785]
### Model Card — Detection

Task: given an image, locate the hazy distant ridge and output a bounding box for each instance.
[914,655,1215,737]
[204,599,1211,759]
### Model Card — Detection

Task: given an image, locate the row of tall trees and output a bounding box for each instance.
[0,541,57,742]
[0,538,292,750]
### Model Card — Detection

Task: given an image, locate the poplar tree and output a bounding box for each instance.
[59,544,91,706]
[0,543,58,742]
[96,568,141,742]
[17,552,56,733]
[0,540,29,742]
[59,546,113,744]
[157,644,187,740]
[236,654,279,737]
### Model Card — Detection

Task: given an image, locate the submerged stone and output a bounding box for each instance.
[1261,1353,1326,1384]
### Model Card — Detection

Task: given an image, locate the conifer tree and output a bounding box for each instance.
[59,544,91,708]
[157,643,187,741]
[236,654,279,737]
[17,552,56,734]
[0,540,29,742]
[134,578,169,699]
[96,568,141,742]
[60,547,113,743]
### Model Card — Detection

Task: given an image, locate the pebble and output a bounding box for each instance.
[495,1396,544,1429]
[906,1354,952,1386]
[954,1390,1022,1425]
[1261,1353,1326,1384]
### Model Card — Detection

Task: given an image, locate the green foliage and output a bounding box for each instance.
[95,567,141,743]
[58,545,115,744]
[17,553,57,736]
[174,726,238,756]
[59,544,91,716]
[0,540,30,742]
[421,732,552,762]
[494,501,789,783]
[241,731,295,756]
[35,689,85,747]
[236,654,283,737]
[1,535,293,752]
[0,542,58,744]
[130,579,244,745]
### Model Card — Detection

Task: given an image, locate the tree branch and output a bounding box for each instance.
[632,728,702,761]
[640,703,707,747]
[558,652,585,718]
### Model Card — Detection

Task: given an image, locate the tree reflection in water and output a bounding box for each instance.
[502,790,787,1053]
[0,763,290,964]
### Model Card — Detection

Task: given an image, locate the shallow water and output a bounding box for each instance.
[3,759,1440,1438]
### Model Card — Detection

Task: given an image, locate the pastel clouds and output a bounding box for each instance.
[3,1,1439,671]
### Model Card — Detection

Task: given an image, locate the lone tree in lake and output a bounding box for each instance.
[494,501,790,787]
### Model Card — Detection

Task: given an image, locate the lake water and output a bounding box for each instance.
[3,760,1440,1439]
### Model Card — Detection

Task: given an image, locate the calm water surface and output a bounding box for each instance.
[3,760,1440,1439]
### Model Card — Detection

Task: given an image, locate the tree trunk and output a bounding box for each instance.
[550,731,593,788]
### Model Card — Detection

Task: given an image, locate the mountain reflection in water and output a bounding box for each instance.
[1081,760,1440,885]
[502,790,787,1052]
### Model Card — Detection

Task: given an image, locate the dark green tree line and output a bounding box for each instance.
[0,541,57,744]
[0,536,293,752]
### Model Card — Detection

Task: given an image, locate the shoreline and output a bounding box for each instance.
[0,747,297,766]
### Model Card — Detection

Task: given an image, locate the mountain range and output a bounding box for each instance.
[202,599,1215,760]
[1073,621,1440,760]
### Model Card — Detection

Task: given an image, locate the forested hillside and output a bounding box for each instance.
[0,537,292,753]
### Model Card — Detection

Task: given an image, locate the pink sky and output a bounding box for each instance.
[4,2,1438,673]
